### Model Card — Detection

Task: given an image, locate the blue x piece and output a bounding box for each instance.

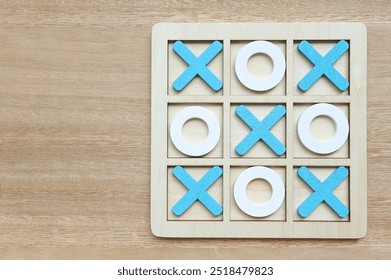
[172,40,223,92]
[172,166,223,216]
[235,105,286,156]
[297,166,349,218]
[298,40,350,91]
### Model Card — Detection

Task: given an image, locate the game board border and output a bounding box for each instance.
[151,23,367,238]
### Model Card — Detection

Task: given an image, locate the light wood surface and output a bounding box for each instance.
[0,0,390,259]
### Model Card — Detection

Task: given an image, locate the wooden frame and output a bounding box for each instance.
[151,23,367,238]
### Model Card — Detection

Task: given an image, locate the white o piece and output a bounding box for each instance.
[170,106,220,157]
[298,103,349,154]
[234,166,285,217]
[235,41,286,91]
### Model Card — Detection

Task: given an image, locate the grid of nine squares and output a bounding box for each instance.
[151,23,366,238]
[167,38,349,220]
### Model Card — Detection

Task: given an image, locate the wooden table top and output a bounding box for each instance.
[0,0,390,259]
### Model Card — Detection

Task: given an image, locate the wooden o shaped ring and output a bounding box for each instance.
[297,103,349,154]
[234,166,285,217]
[170,106,220,157]
[235,41,286,91]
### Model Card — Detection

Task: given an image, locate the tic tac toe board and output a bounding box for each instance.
[151,23,367,238]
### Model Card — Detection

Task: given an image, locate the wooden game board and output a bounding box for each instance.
[151,23,367,238]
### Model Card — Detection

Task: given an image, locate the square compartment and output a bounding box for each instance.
[293,103,349,158]
[293,40,349,96]
[231,103,286,158]
[168,103,223,158]
[168,40,223,96]
[167,166,223,221]
[293,166,350,221]
[230,166,286,221]
[231,40,286,96]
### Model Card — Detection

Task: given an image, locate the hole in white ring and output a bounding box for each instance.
[247,53,274,80]
[310,115,336,142]
[182,118,209,145]
[245,178,273,204]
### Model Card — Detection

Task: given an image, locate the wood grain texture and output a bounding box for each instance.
[0,0,390,259]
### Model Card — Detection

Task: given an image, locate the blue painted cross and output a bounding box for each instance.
[235,105,286,156]
[297,166,349,218]
[298,40,350,91]
[172,166,223,216]
[172,40,223,92]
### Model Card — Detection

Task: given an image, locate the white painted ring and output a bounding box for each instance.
[234,166,285,217]
[297,103,349,154]
[170,106,220,157]
[235,41,286,91]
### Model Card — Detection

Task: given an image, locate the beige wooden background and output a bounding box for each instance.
[0,1,390,259]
